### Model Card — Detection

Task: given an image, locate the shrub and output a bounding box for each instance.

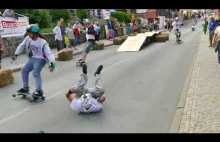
[111,11,132,23]
[49,9,71,21]
[76,9,88,21]
[28,9,52,28]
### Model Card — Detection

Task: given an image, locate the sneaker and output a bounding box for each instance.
[94,65,103,76]
[17,88,29,93]
[82,63,87,74]
[33,90,44,97]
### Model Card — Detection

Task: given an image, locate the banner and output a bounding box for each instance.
[0,17,29,37]
[102,10,110,20]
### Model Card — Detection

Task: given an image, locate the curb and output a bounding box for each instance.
[10,43,114,73]
[169,33,201,133]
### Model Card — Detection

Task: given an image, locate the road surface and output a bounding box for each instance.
[0,21,202,133]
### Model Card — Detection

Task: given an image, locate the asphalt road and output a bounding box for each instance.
[0,21,203,133]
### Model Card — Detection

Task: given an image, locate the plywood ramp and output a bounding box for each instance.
[117,31,161,52]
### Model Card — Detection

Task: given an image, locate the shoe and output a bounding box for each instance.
[33,90,44,97]
[17,88,29,93]
[82,63,87,74]
[94,65,103,76]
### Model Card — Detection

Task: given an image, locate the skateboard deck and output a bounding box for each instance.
[12,92,45,102]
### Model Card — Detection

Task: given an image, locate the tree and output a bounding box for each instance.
[76,9,88,21]
[49,9,71,21]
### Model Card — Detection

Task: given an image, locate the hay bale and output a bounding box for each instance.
[57,49,73,61]
[155,34,169,42]
[93,41,104,50]
[113,37,124,45]
[0,69,14,88]
[129,33,135,36]
[119,36,127,43]
[141,29,150,33]
[160,33,169,40]
[133,32,139,36]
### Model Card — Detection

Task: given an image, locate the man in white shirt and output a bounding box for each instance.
[172,17,182,42]
[0,31,6,69]
[53,21,63,51]
[65,64,105,113]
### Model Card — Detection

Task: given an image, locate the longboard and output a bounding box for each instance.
[12,92,45,102]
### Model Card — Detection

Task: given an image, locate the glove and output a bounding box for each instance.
[11,54,18,61]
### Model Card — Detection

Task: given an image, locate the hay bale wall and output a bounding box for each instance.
[0,69,14,88]
[93,41,104,50]
[141,29,150,33]
[57,49,73,61]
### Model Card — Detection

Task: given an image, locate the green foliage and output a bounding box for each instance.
[76,9,88,21]
[111,11,132,23]
[136,18,141,25]
[40,27,53,34]
[28,10,52,28]
[49,9,71,21]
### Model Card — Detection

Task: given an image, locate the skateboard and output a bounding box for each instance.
[175,40,183,44]
[12,92,45,102]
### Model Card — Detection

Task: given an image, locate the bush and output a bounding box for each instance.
[28,9,52,28]
[111,11,132,23]
[49,9,71,21]
[76,9,88,21]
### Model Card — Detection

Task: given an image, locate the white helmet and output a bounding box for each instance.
[80,93,92,110]
[175,17,179,20]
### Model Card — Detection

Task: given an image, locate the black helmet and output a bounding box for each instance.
[26,24,40,33]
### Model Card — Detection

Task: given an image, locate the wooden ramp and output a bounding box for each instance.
[117,31,160,52]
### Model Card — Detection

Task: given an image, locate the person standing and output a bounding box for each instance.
[73,23,80,46]
[203,17,208,34]
[212,21,220,67]
[53,21,63,52]
[122,21,126,36]
[94,21,101,41]
[209,17,217,47]
[0,31,5,69]
[59,18,66,48]
[66,23,76,49]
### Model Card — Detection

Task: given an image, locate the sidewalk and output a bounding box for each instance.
[178,34,220,133]
[1,39,113,72]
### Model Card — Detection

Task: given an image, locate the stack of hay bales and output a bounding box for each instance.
[0,69,14,88]
[129,33,135,36]
[155,34,169,42]
[93,41,104,50]
[57,49,73,61]
[133,32,139,36]
[113,37,124,45]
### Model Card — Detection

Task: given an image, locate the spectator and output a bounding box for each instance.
[113,19,120,38]
[122,21,126,36]
[94,21,101,41]
[208,17,217,47]
[164,20,167,29]
[59,18,66,48]
[0,31,5,69]
[66,23,76,50]
[53,21,63,52]
[2,9,15,18]
[73,23,80,46]
[203,17,208,34]
[212,21,220,67]
[106,19,113,40]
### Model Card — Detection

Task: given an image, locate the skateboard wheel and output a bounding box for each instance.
[12,94,16,97]
[29,99,33,102]
[41,96,45,100]
[23,95,26,98]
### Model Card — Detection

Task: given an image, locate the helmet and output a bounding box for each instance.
[26,24,40,33]
[80,93,92,110]
[175,17,179,20]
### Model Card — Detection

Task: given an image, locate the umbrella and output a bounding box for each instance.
[109,10,116,13]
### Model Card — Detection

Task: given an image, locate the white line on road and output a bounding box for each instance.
[0,91,63,126]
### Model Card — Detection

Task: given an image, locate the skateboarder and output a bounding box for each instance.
[12,24,56,97]
[65,64,105,113]
[77,21,96,65]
